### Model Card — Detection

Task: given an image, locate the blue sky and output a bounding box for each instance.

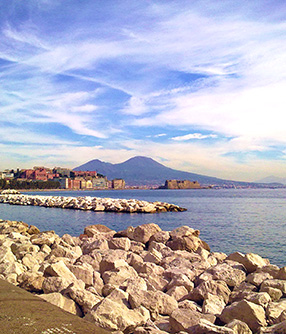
[1,0,286,181]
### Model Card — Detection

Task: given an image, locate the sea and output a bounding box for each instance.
[0,188,285,267]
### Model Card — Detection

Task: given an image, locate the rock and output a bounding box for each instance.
[154,316,172,333]
[82,239,109,254]
[30,231,58,247]
[260,286,283,301]
[21,253,40,271]
[225,319,252,334]
[166,226,205,252]
[18,272,45,292]
[260,279,286,295]
[84,288,150,333]
[259,320,286,333]
[226,252,269,273]
[68,285,103,314]
[68,262,94,286]
[202,293,226,315]
[0,246,16,263]
[278,267,286,280]
[203,262,246,287]
[219,299,267,332]
[84,224,114,236]
[144,249,163,265]
[44,260,77,283]
[42,276,71,293]
[245,292,271,308]
[129,290,178,318]
[166,286,189,301]
[187,280,231,304]
[124,276,148,294]
[192,319,235,334]
[229,282,258,303]
[132,224,162,244]
[11,243,40,260]
[40,292,82,316]
[169,308,215,333]
[99,251,129,274]
[50,244,82,260]
[266,299,286,325]
[133,326,168,334]
[128,253,144,273]
[27,224,40,235]
[76,252,101,271]
[246,272,273,287]
[149,231,170,244]
[108,237,131,251]
[102,265,138,286]
[93,271,104,295]
[166,273,194,293]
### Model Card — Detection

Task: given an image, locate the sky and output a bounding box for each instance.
[1,0,286,182]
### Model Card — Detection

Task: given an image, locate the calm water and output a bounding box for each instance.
[0,188,286,267]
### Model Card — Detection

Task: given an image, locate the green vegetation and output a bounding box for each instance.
[0,179,60,190]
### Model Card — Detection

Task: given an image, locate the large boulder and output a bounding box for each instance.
[266,299,286,325]
[226,252,269,273]
[219,299,267,332]
[259,320,286,333]
[187,280,231,304]
[131,224,162,244]
[169,308,215,333]
[39,292,82,316]
[44,260,77,283]
[192,319,235,334]
[84,288,150,333]
[67,285,103,314]
[30,231,58,247]
[166,226,203,252]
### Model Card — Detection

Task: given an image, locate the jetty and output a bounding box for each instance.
[0,191,186,213]
[0,218,286,333]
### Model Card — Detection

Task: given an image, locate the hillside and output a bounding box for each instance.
[74,156,259,187]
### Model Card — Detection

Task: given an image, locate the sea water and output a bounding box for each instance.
[0,188,285,267]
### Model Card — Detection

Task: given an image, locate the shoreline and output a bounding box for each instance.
[0,218,286,333]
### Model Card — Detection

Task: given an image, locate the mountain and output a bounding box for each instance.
[74,156,260,187]
[255,176,286,185]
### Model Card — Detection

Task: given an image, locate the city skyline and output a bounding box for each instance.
[1,1,286,182]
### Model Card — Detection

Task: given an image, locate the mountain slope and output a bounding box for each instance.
[255,176,286,185]
[74,156,250,186]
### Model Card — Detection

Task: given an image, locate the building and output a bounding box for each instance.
[111,179,125,189]
[73,171,97,178]
[53,167,72,178]
[20,167,57,182]
[162,180,201,189]
[0,171,14,179]
[92,177,108,189]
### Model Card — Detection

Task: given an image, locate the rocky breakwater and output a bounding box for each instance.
[0,193,186,213]
[1,220,286,334]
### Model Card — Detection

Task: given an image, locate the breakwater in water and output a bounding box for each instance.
[0,192,186,213]
[1,219,286,333]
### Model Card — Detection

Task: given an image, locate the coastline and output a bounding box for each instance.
[0,218,285,333]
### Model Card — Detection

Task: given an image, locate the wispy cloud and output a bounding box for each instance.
[1,0,286,180]
[172,133,217,141]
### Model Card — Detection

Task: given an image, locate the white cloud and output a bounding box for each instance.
[71,104,97,113]
[172,133,217,141]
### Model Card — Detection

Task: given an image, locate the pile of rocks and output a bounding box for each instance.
[0,194,186,213]
[0,219,285,334]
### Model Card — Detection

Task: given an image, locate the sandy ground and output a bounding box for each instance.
[0,279,101,334]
